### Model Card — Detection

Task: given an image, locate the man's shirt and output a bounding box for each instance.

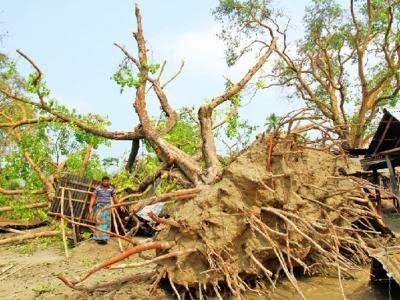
[94,185,116,205]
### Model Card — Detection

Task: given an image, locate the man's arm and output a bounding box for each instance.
[111,187,118,205]
[89,191,96,214]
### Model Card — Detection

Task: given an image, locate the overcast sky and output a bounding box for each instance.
[1,1,324,163]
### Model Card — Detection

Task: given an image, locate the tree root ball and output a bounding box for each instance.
[155,134,391,295]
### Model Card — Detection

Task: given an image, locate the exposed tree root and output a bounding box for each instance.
[148,135,393,297]
[108,248,197,270]
[58,270,156,293]
[57,241,175,287]
[148,211,180,228]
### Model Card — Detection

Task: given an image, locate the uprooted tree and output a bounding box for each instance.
[0,3,395,299]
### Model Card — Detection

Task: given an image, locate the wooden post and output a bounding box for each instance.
[60,187,69,258]
[385,155,400,207]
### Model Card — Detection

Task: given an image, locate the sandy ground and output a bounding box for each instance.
[0,228,168,300]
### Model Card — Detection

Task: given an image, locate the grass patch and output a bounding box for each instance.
[32,284,55,296]
[81,258,97,268]
[383,212,400,234]
[16,235,62,255]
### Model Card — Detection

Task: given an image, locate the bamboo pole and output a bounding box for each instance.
[111,208,124,252]
[0,202,48,213]
[60,187,69,258]
[67,190,78,245]
[113,207,127,235]
[0,231,60,245]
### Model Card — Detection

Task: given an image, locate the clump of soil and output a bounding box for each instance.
[155,134,390,295]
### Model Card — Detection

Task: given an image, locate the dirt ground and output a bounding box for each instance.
[0,227,168,300]
[0,220,399,300]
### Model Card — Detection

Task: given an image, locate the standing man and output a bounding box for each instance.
[89,176,117,244]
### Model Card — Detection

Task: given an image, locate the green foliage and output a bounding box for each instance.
[255,80,266,89]
[24,72,50,97]
[112,60,141,92]
[81,232,92,240]
[212,79,259,154]
[112,60,160,93]
[3,61,17,79]
[213,0,273,66]
[142,61,161,74]
[265,113,280,133]
[214,0,400,145]
[161,110,201,155]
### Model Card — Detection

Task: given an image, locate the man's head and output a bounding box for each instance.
[101,176,110,187]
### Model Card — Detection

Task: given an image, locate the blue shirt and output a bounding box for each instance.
[94,185,116,205]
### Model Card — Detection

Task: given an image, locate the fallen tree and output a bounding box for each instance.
[57,134,392,298]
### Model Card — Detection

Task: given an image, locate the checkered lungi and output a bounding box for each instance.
[93,204,111,241]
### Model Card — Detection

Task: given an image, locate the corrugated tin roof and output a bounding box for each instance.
[361,109,400,170]
[48,175,100,225]
[369,246,400,285]
[366,109,400,157]
[386,109,400,121]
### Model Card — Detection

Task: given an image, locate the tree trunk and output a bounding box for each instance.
[79,144,92,177]
[125,139,140,172]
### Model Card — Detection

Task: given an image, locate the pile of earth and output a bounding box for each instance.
[154,134,390,296]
